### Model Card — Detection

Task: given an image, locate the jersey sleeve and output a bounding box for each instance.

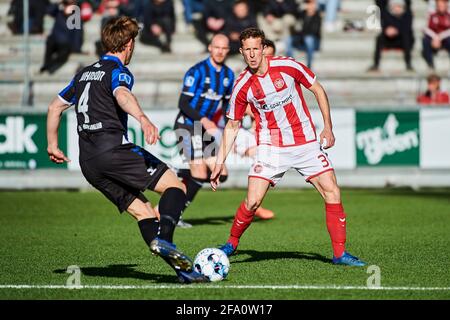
[293,61,316,89]
[111,68,134,95]
[181,67,201,97]
[227,79,249,121]
[58,78,76,105]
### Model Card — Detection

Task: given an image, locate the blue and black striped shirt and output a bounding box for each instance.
[176,57,235,126]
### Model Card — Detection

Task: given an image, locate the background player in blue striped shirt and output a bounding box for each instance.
[173,34,235,227]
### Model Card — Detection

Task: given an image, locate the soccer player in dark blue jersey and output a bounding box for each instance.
[173,34,235,227]
[46,16,209,283]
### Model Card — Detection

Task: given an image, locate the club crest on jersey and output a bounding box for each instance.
[119,73,131,85]
[274,78,285,89]
[223,77,230,87]
[184,76,195,87]
[253,164,263,174]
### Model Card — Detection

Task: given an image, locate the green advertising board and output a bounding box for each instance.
[356,111,420,166]
[0,114,67,169]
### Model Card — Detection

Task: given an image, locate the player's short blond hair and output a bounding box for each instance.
[101,16,139,54]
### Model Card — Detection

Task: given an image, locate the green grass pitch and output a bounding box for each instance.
[0,188,449,300]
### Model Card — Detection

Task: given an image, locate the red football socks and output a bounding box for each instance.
[228,201,255,248]
[325,203,347,258]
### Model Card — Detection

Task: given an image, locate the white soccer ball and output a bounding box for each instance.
[193,248,230,282]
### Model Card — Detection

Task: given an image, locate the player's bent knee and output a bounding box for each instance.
[245,198,262,212]
[127,203,153,221]
[176,181,187,194]
[155,170,187,194]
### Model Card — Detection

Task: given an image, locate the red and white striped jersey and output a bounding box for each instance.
[227,56,317,147]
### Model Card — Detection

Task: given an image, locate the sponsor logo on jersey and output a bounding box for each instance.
[119,73,132,85]
[253,164,263,174]
[274,78,285,89]
[205,77,211,84]
[259,94,293,111]
[184,76,195,87]
[201,89,223,101]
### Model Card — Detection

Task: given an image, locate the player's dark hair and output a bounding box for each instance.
[234,0,249,6]
[101,16,139,54]
[264,39,276,52]
[239,28,266,47]
[427,74,441,83]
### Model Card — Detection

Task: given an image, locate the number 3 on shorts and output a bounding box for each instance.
[318,154,330,168]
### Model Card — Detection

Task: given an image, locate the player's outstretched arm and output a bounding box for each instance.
[308,81,335,149]
[115,87,160,145]
[47,97,71,163]
[210,119,240,191]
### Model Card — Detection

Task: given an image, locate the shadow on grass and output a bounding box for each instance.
[180,215,274,227]
[232,250,332,265]
[54,264,176,283]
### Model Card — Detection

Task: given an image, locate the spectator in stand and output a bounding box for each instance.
[39,0,83,74]
[318,0,341,33]
[182,0,205,44]
[417,74,450,105]
[139,0,176,53]
[198,0,233,51]
[422,0,450,70]
[95,0,126,57]
[376,0,412,13]
[368,0,414,72]
[130,0,146,22]
[7,0,49,35]
[261,0,298,45]
[287,0,322,68]
[72,0,97,55]
[247,0,269,15]
[224,0,258,55]
[96,0,129,13]
[425,0,437,13]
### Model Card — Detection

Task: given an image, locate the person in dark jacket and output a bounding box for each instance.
[375,0,411,13]
[261,0,297,42]
[195,0,233,50]
[224,0,258,54]
[139,0,176,53]
[7,0,50,34]
[183,0,206,47]
[95,0,126,57]
[369,0,415,71]
[40,0,83,74]
[287,0,322,68]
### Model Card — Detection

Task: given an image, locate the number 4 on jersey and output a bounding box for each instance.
[78,82,91,124]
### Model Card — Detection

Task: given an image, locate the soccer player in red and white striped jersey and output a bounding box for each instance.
[210,28,366,266]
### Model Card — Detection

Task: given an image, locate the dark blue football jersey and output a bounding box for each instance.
[58,55,134,161]
[175,57,235,126]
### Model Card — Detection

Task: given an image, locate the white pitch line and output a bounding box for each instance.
[0,285,449,291]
